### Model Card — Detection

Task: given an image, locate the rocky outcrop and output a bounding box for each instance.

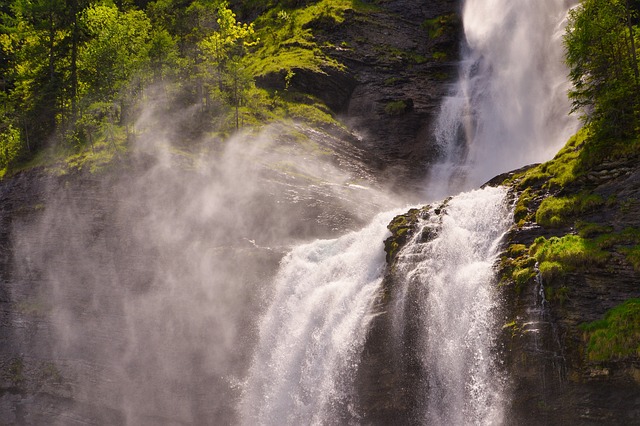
[362,143,640,424]
[255,0,462,191]
[328,0,461,187]
[498,152,640,424]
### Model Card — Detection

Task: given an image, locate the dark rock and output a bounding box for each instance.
[255,66,358,113]
[313,0,461,189]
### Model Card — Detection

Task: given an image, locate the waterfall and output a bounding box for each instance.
[240,211,398,425]
[243,0,577,424]
[427,0,579,198]
[395,187,512,424]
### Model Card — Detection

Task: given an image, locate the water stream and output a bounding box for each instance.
[427,0,579,198]
[244,0,579,424]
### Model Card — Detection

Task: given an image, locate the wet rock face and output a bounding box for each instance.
[355,199,447,424]
[255,0,461,190]
[334,0,461,187]
[499,154,640,425]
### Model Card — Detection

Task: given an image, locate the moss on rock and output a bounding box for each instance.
[581,299,640,362]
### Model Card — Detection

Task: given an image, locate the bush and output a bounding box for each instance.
[0,124,23,170]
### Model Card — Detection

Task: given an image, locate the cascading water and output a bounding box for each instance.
[395,187,512,424]
[241,212,399,425]
[243,0,578,424]
[428,0,579,198]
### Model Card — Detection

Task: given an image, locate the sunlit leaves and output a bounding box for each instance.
[79,5,152,102]
[564,0,640,140]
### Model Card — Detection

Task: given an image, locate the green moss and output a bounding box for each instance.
[530,235,610,268]
[248,0,359,77]
[6,358,25,386]
[506,244,528,258]
[535,192,604,228]
[544,284,570,305]
[500,243,537,292]
[538,260,565,283]
[581,299,640,362]
[384,77,402,86]
[576,221,614,238]
[422,13,459,39]
[622,245,640,272]
[513,266,536,291]
[432,51,447,61]
[384,208,426,263]
[243,87,341,129]
[513,188,533,222]
[384,100,408,115]
[502,320,522,337]
[514,127,589,190]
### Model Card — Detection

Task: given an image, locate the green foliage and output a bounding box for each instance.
[245,0,354,77]
[538,261,565,284]
[581,299,640,362]
[432,51,447,61]
[544,283,570,305]
[565,0,640,141]
[623,245,640,271]
[0,123,22,169]
[384,208,425,263]
[530,235,610,268]
[515,127,589,190]
[513,266,536,290]
[500,244,537,292]
[576,221,614,238]
[80,5,153,102]
[422,13,458,39]
[535,192,604,228]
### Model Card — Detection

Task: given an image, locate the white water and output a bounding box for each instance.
[398,187,512,424]
[241,212,398,425]
[427,0,579,198]
[243,0,578,424]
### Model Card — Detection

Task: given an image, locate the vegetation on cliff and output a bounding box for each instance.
[499,0,640,367]
[0,0,387,177]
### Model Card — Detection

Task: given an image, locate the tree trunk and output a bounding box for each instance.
[70,1,79,120]
[626,0,639,85]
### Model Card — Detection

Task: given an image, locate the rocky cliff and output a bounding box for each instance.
[255,0,461,193]
[498,134,640,424]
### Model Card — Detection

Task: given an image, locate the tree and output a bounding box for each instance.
[80,5,152,104]
[565,0,640,140]
[3,0,69,146]
[198,1,258,127]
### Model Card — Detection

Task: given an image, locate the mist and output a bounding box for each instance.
[6,91,403,424]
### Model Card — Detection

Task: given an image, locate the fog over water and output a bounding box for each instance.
[8,96,400,424]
